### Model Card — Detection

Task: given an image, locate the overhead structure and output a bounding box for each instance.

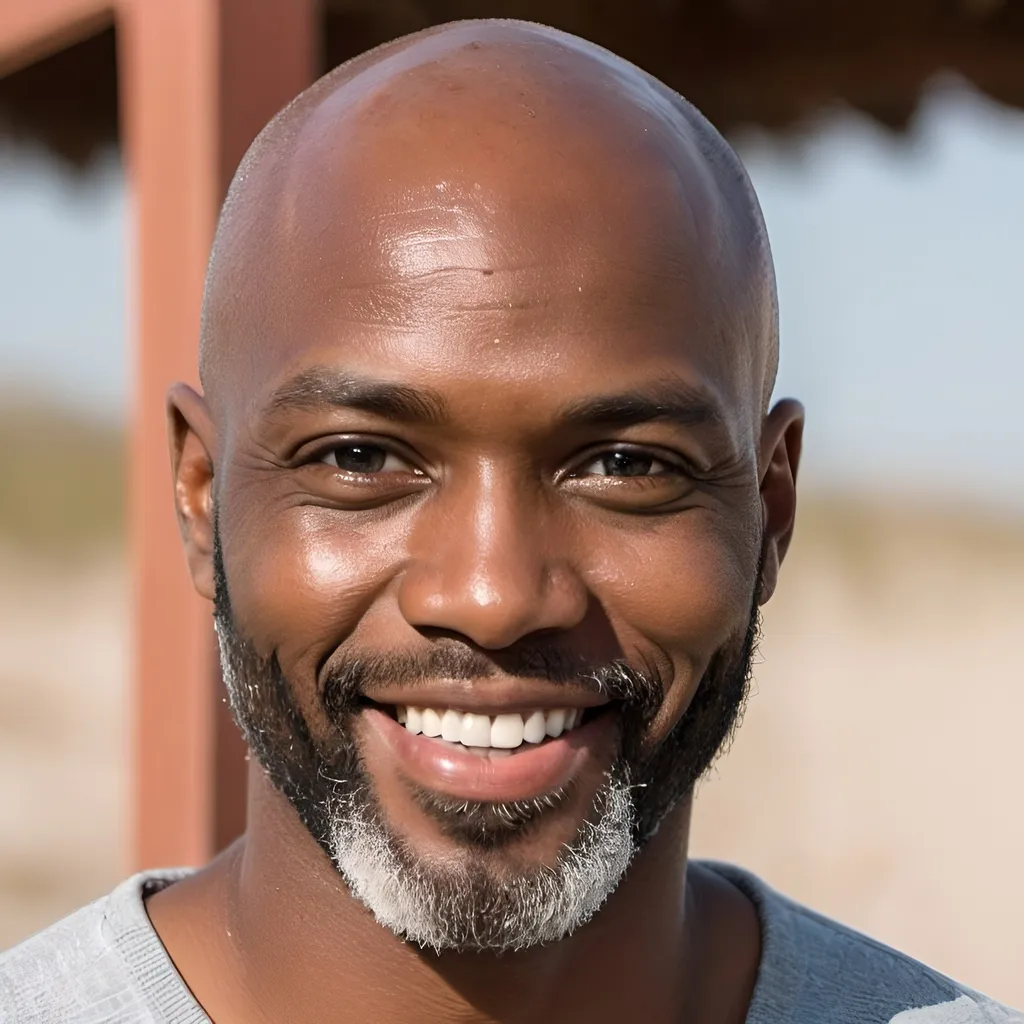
[6,0,1024,172]
[1,0,1022,868]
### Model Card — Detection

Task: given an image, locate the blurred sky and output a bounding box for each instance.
[0,78,1021,510]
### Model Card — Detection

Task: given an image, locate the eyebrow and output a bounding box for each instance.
[559,379,727,432]
[264,367,449,425]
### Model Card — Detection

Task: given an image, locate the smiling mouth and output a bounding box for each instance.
[357,696,622,805]
[364,701,615,758]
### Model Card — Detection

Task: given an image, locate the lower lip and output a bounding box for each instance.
[361,707,620,804]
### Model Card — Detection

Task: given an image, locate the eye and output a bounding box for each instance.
[319,443,419,475]
[577,449,674,478]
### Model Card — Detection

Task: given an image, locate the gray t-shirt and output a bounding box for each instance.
[1,862,1020,1022]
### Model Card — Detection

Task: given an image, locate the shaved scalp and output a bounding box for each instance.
[199,19,779,419]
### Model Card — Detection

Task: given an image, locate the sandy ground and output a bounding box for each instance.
[0,545,126,950]
[1,501,1022,1006]
[691,504,1024,1006]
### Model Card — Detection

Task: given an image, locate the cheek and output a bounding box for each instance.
[586,508,759,687]
[221,503,407,671]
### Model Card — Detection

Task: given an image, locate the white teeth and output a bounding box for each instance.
[440,709,462,742]
[545,708,565,738]
[460,712,491,748]
[406,707,422,735]
[491,713,525,749]
[523,710,547,744]
[421,708,443,738]
[394,705,590,749]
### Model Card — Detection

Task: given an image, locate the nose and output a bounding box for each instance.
[397,464,589,649]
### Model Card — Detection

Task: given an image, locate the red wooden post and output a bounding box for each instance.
[118,0,316,869]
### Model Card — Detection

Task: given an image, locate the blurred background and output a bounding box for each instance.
[1,0,1022,1007]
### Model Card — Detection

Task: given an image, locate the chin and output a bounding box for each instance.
[320,744,638,953]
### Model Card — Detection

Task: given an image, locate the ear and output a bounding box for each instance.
[756,398,804,605]
[167,383,218,601]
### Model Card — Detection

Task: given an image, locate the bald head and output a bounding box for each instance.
[200,19,778,427]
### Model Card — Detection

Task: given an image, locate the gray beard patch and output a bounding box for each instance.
[328,759,637,952]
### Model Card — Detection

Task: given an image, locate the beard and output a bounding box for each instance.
[212,526,761,953]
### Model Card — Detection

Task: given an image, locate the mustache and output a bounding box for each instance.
[321,643,665,723]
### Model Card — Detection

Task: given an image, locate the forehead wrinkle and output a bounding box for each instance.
[383,218,495,285]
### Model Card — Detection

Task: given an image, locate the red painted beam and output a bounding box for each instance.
[0,0,112,76]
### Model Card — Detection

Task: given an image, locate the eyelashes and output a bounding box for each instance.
[319,442,422,476]
[311,439,692,479]
[299,436,702,513]
[566,446,688,480]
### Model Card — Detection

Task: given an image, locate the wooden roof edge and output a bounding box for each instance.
[5,4,1024,173]
[0,0,114,79]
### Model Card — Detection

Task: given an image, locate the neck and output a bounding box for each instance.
[148,765,758,1024]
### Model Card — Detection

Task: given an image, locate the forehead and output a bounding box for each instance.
[238,210,750,440]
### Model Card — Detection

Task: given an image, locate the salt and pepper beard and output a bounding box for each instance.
[212,524,762,952]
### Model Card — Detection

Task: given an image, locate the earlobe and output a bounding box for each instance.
[167,383,217,601]
[756,398,804,605]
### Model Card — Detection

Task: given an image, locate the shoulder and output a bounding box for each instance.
[0,870,197,1024]
[698,861,1024,1024]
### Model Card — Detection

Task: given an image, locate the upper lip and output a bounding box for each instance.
[360,679,613,715]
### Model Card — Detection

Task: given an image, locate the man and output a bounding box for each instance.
[1,18,1019,1024]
